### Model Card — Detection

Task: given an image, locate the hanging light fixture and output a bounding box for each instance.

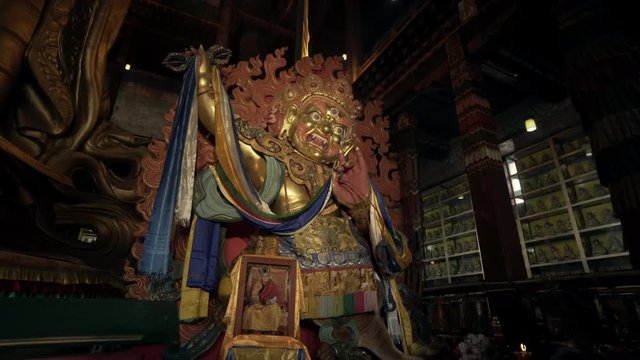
[524,117,537,132]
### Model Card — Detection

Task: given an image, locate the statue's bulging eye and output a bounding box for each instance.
[310,111,321,122]
[333,126,345,137]
[329,107,339,118]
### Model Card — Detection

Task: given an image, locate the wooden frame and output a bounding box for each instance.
[233,255,298,337]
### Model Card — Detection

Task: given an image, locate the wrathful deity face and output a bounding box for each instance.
[285,96,353,165]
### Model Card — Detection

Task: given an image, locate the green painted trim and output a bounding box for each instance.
[0,298,178,346]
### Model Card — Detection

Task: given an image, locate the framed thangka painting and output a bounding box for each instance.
[234,255,298,337]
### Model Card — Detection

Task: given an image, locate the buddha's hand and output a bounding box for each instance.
[332,147,370,208]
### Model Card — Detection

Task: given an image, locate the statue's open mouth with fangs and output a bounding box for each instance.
[306,131,329,151]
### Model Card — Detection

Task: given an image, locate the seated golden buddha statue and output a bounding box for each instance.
[164,46,417,359]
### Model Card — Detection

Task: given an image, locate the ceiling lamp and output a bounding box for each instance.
[524,117,537,132]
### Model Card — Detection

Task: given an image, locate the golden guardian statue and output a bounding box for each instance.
[139,45,416,359]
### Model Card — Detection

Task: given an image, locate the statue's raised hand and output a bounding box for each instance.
[196,46,213,95]
[332,147,371,208]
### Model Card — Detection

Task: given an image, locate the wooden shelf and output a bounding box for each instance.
[587,252,629,261]
[419,175,484,284]
[579,222,622,234]
[519,182,561,198]
[422,203,440,211]
[571,195,611,208]
[423,219,442,228]
[445,229,476,239]
[441,191,470,203]
[450,271,483,278]
[513,159,554,177]
[558,147,590,160]
[519,206,568,221]
[529,259,582,268]
[423,256,447,262]
[524,231,575,245]
[564,170,598,184]
[424,237,445,245]
[507,126,626,278]
[443,209,473,222]
[448,250,480,259]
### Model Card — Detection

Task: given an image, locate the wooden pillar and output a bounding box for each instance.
[445,32,526,282]
[555,0,640,268]
[215,0,234,48]
[106,25,134,121]
[396,113,423,298]
[344,0,362,83]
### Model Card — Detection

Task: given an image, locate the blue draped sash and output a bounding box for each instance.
[139,59,196,276]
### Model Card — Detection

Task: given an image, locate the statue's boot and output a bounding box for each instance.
[353,314,422,360]
[316,314,422,360]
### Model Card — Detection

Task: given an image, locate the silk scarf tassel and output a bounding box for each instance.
[187,216,222,292]
[175,77,199,226]
[139,59,196,276]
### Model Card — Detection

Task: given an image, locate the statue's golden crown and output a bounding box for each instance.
[221,48,361,135]
[279,73,361,120]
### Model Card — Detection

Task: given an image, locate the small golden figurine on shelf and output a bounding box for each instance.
[446,224,455,236]
[549,245,561,261]
[468,240,476,251]
[450,261,460,275]
[585,212,601,228]
[601,208,615,224]
[525,203,536,216]
[536,199,547,213]
[533,224,545,238]
[542,173,556,186]
[577,188,591,202]
[563,244,578,260]
[556,219,571,233]
[573,162,586,176]
[544,221,556,236]
[593,184,607,197]
[434,246,444,258]
[536,248,549,263]
[609,234,624,253]
[590,238,609,256]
